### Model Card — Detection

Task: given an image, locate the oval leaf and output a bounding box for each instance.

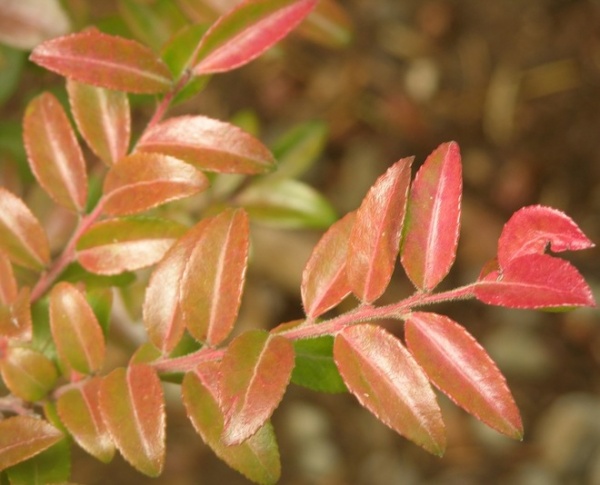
[0,288,33,342]
[49,282,106,374]
[0,346,58,401]
[136,115,276,174]
[30,30,173,94]
[0,416,62,470]
[67,79,131,166]
[497,205,594,269]
[5,435,69,484]
[193,0,318,75]
[0,251,18,304]
[56,377,115,463]
[102,152,209,216]
[77,217,188,275]
[182,370,281,485]
[220,330,295,445]
[401,142,462,291]
[291,336,347,393]
[346,157,413,303]
[98,364,165,477]
[475,253,596,309]
[405,312,523,439]
[334,324,445,455]
[301,211,355,319]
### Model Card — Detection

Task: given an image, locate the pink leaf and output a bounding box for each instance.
[193,0,318,75]
[30,30,173,94]
[102,152,209,216]
[346,157,413,303]
[497,205,594,268]
[98,364,165,477]
[220,330,294,445]
[23,92,88,212]
[401,142,462,291]
[475,253,595,309]
[334,324,445,455]
[301,211,355,319]
[49,282,106,374]
[406,312,523,439]
[137,115,276,174]
[67,79,130,166]
[0,188,50,270]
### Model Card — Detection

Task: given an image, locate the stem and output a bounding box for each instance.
[144,70,192,134]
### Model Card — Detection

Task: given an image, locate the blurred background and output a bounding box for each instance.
[1,0,599,483]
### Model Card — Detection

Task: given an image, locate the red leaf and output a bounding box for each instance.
[98,364,165,477]
[102,152,208,216]
[401,142,462,291]
[77,217,188,275]
[405,312,523,439]
[182,371,281,485]
[30,30,173,94]
[301,211,355,319]
[346,157,413,303]
[497,205,594,268]
[0,252,18,305]
[137,115,276,174]
[67,79,131,166]
[57,377,115,463]
[475,253,595,309]
[49,282,106,374]
[23,92,87,212]
[0,416,62,470]
[0,346,58,401]
[193,0,318,75]
[220,330,294,445]
[334,324,445,455]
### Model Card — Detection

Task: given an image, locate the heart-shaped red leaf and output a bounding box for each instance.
[334,324,445,455]
[136,115,276,174]
[30,30,173,94]
[193,0,318,75]
[220,330,294,445]
[346,157,413,303]
[401,142,462,291]
[23,92,88,212]
[406,312,523,439]
[475,253,595,309]
[497,205,594,268]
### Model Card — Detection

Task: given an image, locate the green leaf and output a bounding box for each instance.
[118,0,172,51]
[0,346,58,401]
[102,152,209,216]
[291,336,347,393]
[236,178,337,229]
[5,437,70,485]
[137,115,276,174]
[59,262,136,289]
[0,45,25,106]
[182,370,281,485]
[220,330,295,445]
[0,416,62,471]
[77,217,188,275]
[30,29,173,94]
[98,364,165,477]
[67,79,131,166]
[86,288,113,337]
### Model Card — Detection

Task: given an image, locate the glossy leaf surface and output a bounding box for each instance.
[103,152,208,216]
[193,0,318,75]
[23,92,87,212]
[49,282,105,374]
[182,370,281,485]
[0,346,57,401]
[57,377,115,463]
[220,330,295,445]
[137,115,276,174]
[401,142,462,291]
[0,188,50,270]
[301,211,354,318]
[0,416,62,470]
[77,217,188,275]
[0,288,32,341]
[99,364,165,477]
[67,79,131,166]
[346,157,413,303]
[475,253,595,309]
[291,336,347,393]
[334,324,445,455]
[406,312,523,439]
[30,30,173,94]
[497,205,594,268]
